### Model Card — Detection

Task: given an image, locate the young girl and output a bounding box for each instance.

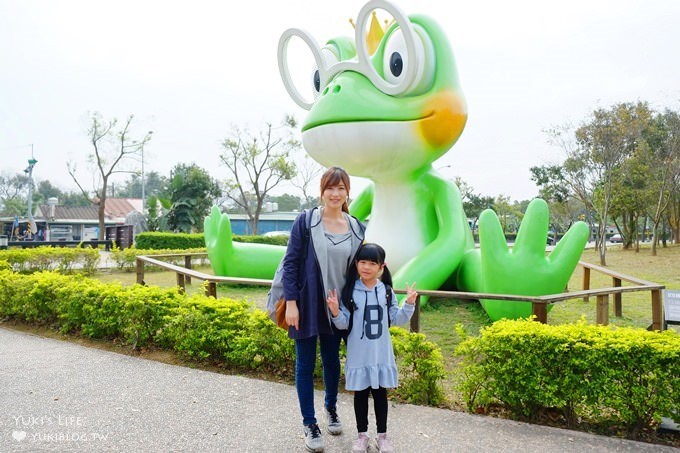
[326,243,417,453]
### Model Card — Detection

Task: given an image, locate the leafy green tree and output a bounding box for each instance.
[608,146,649,250]
[454,177,493,232]
[530,165,585,236]
[117,171,169,199]
[0,173,28,215]
[644,109,680,254]
[493,195,514,233]
[547,102,653,265]
[268,193,300,212]
[35,180,90,207]
[220,116,298,235]
[166,164,221,233]
[145,195,172,232]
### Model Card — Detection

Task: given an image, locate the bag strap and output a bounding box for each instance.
[385,284,393,328]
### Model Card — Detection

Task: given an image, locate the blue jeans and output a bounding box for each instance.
[295,333,342,426]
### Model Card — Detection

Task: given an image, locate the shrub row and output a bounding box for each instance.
[0,270,294,372]
[134,232,288,250]
[0,270,446,405]
[0,247,100,275]
[135,232,206,250]
[455,319,680,437]
[109,246,209,271]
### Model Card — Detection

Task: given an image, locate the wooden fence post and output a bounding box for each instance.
[184,255,192,285]
[583,266,591,302]
[651,289,663,331]
[206,282,217,298]
[409,295,421,333]
[532,302,547,324]
[176,273,185,294]
[613,277,622,317]
[596,294,609,325]
[136,258,145,285]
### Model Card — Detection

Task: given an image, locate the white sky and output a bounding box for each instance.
[1,0,679,202]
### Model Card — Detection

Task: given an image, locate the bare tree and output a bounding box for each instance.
[68,112,152,239]
[291,154,324,209]
[220,117,298,235]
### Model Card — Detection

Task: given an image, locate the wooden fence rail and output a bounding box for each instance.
[136,255,667,332]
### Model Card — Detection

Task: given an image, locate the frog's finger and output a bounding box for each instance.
[548,221,589,272]
[513,198,549,257]
[478,208,508,262]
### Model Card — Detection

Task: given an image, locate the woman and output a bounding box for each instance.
[282,166,365,452]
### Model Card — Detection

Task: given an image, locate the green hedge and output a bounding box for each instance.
[135,232,206,250]
[391,328,447,405]
[455,319,680,437]
[134,232,289,250]
[0,269,445,405]
[109,246,209,271]
[0,247,100,275]
[0,270,294,371]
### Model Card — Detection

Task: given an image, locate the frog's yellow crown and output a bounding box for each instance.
[349,11,392,54]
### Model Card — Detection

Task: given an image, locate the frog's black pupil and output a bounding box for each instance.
[390,52,403,77]
[313,70,320,92]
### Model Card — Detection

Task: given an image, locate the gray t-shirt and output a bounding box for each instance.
[324,230,352,299]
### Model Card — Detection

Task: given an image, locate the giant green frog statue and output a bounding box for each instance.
[204,0,589,321]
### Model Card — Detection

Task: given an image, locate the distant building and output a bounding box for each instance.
[228,212,298,235]
[0,198,143,241]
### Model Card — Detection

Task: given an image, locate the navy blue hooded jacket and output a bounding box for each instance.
[281,207,365,340]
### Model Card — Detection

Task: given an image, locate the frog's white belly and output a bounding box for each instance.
[364,184,426,271]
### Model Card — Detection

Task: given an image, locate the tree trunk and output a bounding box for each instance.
[98,179,107,240]
[598,223,607,266]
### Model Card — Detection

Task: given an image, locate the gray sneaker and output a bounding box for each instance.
[303,423,324,452]
[325,407,342,435]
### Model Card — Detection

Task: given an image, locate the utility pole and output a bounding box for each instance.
[24,145,38,234]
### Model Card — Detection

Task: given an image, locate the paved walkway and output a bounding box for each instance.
[1,328,676,452]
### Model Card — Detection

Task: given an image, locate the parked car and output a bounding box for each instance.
[547,232,556,245]
[610,233,623,243]
[263,230,290,238]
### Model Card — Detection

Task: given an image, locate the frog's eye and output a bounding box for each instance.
[311,47,339,97]
[381,26,434,96]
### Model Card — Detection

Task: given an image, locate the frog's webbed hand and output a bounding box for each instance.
[477,198,589,320]
[204,206,234,276]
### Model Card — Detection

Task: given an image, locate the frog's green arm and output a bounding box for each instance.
[349,183,374,222]
[392,172,472,292]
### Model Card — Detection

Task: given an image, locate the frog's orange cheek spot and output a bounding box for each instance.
[417,91,467,150]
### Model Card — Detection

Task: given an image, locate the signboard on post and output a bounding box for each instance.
[660,290,680,432]
[663,290,680,329]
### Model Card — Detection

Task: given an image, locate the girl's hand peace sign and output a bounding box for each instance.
[326,288,340,317]
[405,282,418,305]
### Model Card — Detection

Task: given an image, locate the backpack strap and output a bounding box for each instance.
[300,207,316,264]
[385,284,393,328]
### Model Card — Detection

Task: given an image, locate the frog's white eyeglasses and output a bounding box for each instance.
[277,0,420,110]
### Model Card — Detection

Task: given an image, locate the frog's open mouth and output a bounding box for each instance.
[302,111,435,133]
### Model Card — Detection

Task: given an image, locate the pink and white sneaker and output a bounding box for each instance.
[376,433,395,452]
[352,432,370,453]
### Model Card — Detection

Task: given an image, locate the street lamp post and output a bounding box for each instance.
[23,145,38,235]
